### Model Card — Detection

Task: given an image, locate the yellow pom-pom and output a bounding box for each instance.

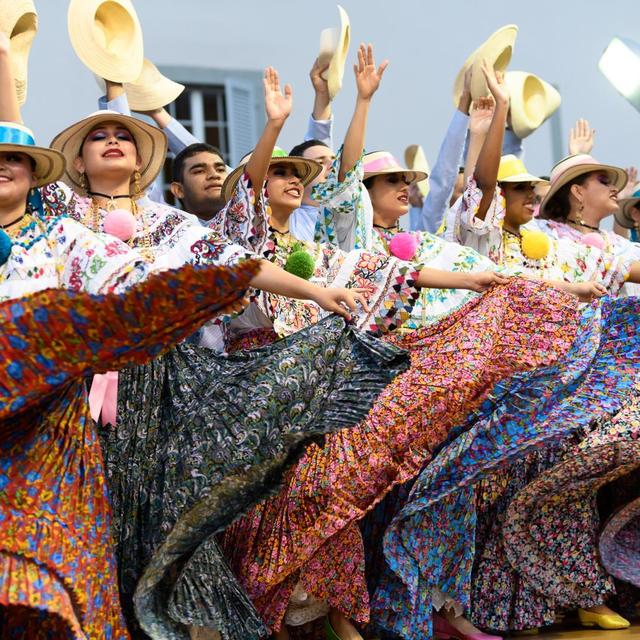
[520,230,550,260]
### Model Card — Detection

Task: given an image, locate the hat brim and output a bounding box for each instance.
[614,197,640,229]
[539,163,628,218]
[363,168,428,184]
[67,0,144,83]
[221,157,323,203]
[50,112,168,194]
[0,143,65,187]
[499,172,546,184]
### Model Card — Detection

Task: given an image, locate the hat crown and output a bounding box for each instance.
[498,154,528,181]
[363,151,404,174]
[0,121,37,147]
[549,154,598,185]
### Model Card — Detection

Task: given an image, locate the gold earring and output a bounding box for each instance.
[133,170,142,199]
[78,172,87,190]
[575,202,585,224]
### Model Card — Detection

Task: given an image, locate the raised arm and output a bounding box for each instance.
[463,97,494,185]
[0,32,21,123]
[419,68,472,232]
[246,67,292,193]
[472,62,509,220]
[568,118,595,155]
[339,43,388,181]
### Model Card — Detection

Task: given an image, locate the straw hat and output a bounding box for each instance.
[318,4,351,100]
[505,71,561,139]
[452,24,518,104]
[67,0,144,83]
[0,0,38,106]
[50,110,167,194]
[498,155,545,183]
[221,147,322,202]
[614,188,640,229]
[0,122,65,187]
[404,145,430,197]
[539,154,627,218]
[363,151,428,183]
[96,59,185,111]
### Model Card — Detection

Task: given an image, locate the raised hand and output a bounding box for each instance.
[263,67,292,124]
[469,97,496,136]
[480,59,509,107]
[310,57,330,98]
[467,271,509,292]
[0,31,10,56]
[458,66,473,114]
[354,43,389,101]
[568,119,595,155]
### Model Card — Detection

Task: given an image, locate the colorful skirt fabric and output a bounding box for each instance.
[98,314,409,640]
[219,279,579,631]
[374,296,640,640]
[0,261,260,639]
[601,495,640,589]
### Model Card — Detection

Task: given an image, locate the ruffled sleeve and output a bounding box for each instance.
[455,177,505,265]
[210,173,273,257]
[311,147,372,251]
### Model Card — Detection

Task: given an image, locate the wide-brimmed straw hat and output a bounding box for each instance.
[363,151,428,184]
[318,4,351,100]
[614,188,640,229]
[0,0,38,106]
[68,0,144,83]
[0,122,65,187]
[96,59,185,112]
[452,24,518,103]
[498,155,545,184]
[221,147,322,202]
[539,154,628,218]
[505,71,561,139]
[404,145,430,197]
[50,110,167,194]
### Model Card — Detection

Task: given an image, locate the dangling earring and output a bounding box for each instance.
[133,170,142,199]
[78,172,87,191]
[575,202,585,225]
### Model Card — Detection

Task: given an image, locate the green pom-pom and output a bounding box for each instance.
[284,249,315,280]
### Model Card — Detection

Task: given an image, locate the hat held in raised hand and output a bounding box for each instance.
[68,0,144,83]
[453,24,518,104]
[0,0,38,106]
[505,71,561,139]
[318,4,351,100]
[96,59,185,112]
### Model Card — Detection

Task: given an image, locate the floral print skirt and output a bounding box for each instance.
[219,279,579,632]
[98,314,409,640]
[0,262,260,639]
[374,296,640,640]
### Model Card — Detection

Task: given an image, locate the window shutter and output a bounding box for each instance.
[225,78,258,166]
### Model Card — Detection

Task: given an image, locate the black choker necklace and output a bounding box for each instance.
[566,218,599,232]
[0,213,26,229]
[87,191,131,200]
[373,223,399,231]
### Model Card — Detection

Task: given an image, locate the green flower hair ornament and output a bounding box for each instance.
[284,241,315,280]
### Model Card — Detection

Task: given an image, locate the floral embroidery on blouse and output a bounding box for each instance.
[371,227,503,329]
[310,147,371,250]
[455,178,632,295]
[215,177,421,337]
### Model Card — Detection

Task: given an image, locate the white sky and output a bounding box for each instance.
[23,0,640,177]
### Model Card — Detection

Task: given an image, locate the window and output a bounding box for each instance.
[156,67,264,206]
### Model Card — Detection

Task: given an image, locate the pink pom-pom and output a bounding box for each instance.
[581,232,605,250]
[103,208,136,241]
[388,232,419,261]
